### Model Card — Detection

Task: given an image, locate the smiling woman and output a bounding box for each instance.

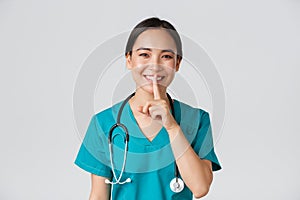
[126,28,179,97]
[74,17,221,200]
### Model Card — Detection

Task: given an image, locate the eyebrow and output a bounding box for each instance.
[135,47,175,54]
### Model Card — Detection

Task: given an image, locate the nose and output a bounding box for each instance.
[148,54,163,72]
[147,63,163,73]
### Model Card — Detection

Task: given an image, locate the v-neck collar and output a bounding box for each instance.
[120,101,169,147]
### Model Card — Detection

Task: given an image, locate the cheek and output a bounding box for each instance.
[130,68,147,86]
[164,70,176,85]
[131,65,146,76]
[131,70,141,82]
[166,67,176,78]
[164,59,176,68]
[166,73,175,85]
[131,56,148,67]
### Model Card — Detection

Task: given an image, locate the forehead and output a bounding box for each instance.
[132,28,177,52]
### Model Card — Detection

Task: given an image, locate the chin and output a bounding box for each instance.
[138,85,154,94]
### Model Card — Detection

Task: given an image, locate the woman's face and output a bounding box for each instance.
[126,28,181,94]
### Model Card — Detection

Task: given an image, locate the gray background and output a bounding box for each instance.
[1,0,299,199]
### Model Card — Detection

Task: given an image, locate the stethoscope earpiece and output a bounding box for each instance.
[105,177,132,185]
[124,178,132,183]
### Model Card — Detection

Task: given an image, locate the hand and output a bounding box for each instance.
[137,76,178,130]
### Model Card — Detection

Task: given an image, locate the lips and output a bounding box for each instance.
[144,75,164,81]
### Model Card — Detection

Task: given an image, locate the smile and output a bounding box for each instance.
[144,75,164,82]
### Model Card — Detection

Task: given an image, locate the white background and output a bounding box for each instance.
[1,0,299,199]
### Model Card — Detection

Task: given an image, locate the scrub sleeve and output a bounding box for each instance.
[194,111,221,171]
[172,100,221,172]
[74,115,112,178]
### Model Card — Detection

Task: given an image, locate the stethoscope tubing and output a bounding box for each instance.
[107,92,183,193]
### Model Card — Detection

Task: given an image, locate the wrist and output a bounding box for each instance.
[165,123,180,133]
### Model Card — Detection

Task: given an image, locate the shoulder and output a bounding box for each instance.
[173,99,210,120]
[173,100,211,145]
[173,99,211,133]
[92,101,123,130]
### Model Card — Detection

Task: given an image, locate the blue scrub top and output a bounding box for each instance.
[75,99,221,200]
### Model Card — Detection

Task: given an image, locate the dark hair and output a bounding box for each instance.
[125,17,183,61]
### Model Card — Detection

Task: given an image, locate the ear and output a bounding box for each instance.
[126,53,133,70]
[175,57,182,72]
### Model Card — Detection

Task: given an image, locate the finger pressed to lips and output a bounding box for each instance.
[153,78,160,100]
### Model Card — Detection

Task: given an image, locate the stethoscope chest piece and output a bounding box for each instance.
[170,177,184,193]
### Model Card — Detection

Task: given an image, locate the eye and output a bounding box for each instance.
[162,54,173,59]
[139,53,149,58]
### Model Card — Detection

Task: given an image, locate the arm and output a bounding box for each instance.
[140,99,213,198]
[89,174,111,200]
[166,125,213,198]
[141,81,214,198]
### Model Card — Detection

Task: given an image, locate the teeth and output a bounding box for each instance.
[145,75,163,81]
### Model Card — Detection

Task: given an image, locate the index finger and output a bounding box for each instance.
[153,75,161,100]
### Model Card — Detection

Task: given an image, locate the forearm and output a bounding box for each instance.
[89,174,111,200]
[89,193,109,200]
[167,125,213,198]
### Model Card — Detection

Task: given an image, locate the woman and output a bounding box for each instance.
[75,17,221,200]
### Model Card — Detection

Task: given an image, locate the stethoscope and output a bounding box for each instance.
[105,92,185,193]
